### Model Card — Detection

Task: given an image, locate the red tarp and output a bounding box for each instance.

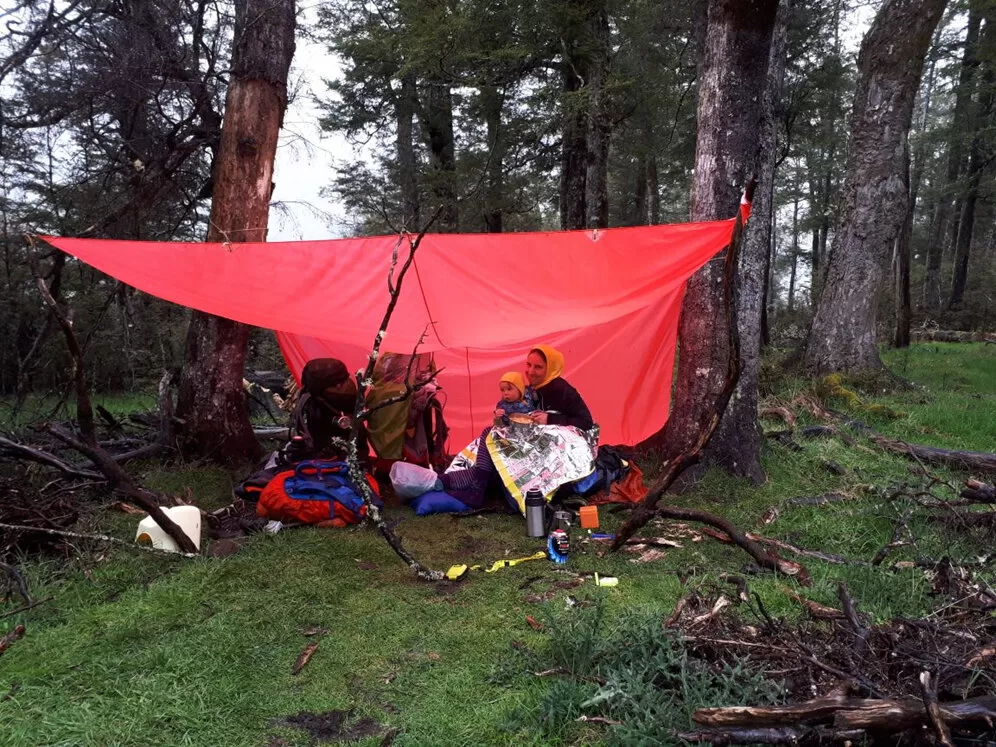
[44,219,735,447]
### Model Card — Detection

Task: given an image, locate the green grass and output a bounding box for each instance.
[2,343,994,745]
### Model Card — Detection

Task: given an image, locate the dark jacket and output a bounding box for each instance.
[534,377,593,430]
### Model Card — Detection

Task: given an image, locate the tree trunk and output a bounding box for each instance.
[653,0,779,483]
[801,0,947,377]
[895,36,937,347]
[559,48,588,230]
[584,4,611,230]
[894,158,913,348]
[397,72,420,230]
[423,79,458,232]
[175,0,295,462]
[924,6,981,311]
[481,85,505,233]
[788,192,798,312]
[948,12,994,310]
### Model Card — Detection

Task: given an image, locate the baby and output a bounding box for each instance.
[495,371,536,418]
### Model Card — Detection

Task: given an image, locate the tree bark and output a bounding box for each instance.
[175,0,295,462]
[559,32,589,230]
[924,6,981,311]
[787,191,798,312]
[423,79,458,232]
[801,0,947,376]
[584,4,611,230]
[653,0,779,483]
[481,85,505,233]
[948,10,995,310]
[397,72,420,231]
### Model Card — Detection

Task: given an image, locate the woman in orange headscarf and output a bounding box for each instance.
[440,344,593,508]
[523,345,592,430]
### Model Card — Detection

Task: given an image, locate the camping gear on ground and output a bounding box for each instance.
[579,505,599,529]
[136,505,202,553]
[410,490,470,516]
[547,528,569,564]
[389,461,441,500]
[256,460,381,527]
[444,550,548,581]
[551,509,574,532]
[48,212,746,449]
[525,489,545,537]
[485,423,596,513]
[288,357,365,461]
[365,353,449,470]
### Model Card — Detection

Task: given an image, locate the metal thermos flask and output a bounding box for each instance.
[525,489,545,537]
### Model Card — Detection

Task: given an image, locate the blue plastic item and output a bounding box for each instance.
[411,490,470,516]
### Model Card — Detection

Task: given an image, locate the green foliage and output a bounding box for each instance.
[501,600,782,745]
[0,327,994,740]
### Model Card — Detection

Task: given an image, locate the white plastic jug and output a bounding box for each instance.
[135,505,202,553]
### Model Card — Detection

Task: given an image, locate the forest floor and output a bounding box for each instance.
[0,342,994,746]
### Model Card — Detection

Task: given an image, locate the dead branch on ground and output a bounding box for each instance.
[0,521,199,558]
[650,506,811,584]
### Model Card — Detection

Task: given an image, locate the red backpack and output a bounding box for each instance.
[257,460,380,527]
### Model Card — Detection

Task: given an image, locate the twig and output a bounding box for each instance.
[837,582,870,659]
[0,521,199,558]
[920,671,955,747]
[747,533,872,568]
[343,215,446,582]
[871,507,913,565]
[0,596,54,620]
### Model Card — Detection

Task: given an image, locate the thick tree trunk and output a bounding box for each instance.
[559,0,608,230]
[801,0,947,376]
[397,72,420,230]
[584,5,611,230]
[175,0,295,462]
[654,0,779,482]
[423,80,458,232]
[559,58,588,230]
[924,6,981,311]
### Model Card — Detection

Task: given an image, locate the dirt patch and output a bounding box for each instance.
[274,710,388,744]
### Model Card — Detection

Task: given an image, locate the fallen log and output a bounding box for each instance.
[0,624,25,656]
[961,479,995,503]
[693,694,996,731]
[0,435,103,481]
[694,694,882,728]
[834,695,996,730]
[677,726,812,744]
[863,433,996,474]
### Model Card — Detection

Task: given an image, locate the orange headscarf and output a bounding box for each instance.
[500,371,526,398]
[530,344,565,388]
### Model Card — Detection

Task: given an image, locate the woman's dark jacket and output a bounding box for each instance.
[534,378,593,430]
